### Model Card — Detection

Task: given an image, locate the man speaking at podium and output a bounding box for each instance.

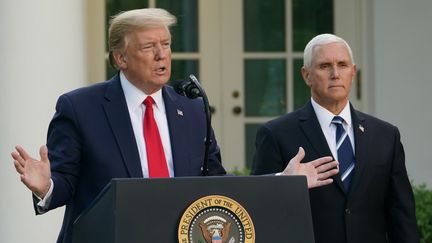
[11,9,338,243]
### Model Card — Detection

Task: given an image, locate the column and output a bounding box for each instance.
[0,0,86,242]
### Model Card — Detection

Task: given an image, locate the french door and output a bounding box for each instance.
[93,0,363,171]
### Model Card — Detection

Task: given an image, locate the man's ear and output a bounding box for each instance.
[352,64,357,77]
[301,67,311,87]
[112,51,127,69]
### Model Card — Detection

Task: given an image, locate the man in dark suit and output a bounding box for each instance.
[12,8,226,243]
[11,9,339,243]
[251,34,419,243]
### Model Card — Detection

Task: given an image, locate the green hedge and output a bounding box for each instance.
[413,184,432,243]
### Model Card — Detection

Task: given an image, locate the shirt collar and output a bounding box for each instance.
[311,98,352,128]
[119,71,165,113]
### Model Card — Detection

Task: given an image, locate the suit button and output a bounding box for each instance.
[345,208,351,214]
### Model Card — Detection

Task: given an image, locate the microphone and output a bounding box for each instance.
[174,75,201,98]
[174,75,211,176]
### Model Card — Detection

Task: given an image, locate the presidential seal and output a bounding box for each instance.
[178,195,255,243]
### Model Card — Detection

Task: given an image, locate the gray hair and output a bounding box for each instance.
[108,8,177,69]
[303,33,355,68]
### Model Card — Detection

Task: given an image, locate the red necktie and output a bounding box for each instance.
[143,96,169,178]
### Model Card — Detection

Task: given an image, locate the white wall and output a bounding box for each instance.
[0,0,86,242]
[370,0,432,186]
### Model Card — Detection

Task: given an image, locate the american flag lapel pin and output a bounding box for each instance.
[177,109,184,116]
[359,124,365,133]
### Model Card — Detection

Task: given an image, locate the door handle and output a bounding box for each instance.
[232,106,242,115]
[210,105,216,115]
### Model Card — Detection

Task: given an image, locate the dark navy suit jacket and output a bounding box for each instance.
[38,74,226,243]
[251,101,419,243]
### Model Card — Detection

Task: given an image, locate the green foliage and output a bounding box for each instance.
[413,184,432,243]
[229,166,251,176]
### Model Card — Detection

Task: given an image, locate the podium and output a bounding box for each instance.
[72,176,315,242]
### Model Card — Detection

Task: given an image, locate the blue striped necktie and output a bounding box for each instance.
[332,116,355,191]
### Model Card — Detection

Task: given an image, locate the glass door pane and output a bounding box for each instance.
[156,0,198,52]
[292,0,333,51]
[244,59,286,116]
[293,59,310,109]
[243,0,285,52]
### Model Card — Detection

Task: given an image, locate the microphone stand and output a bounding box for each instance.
[188,75,211,176]
[174,74,211,176]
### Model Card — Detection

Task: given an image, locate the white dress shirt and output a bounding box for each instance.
[310,98,355,161]
[120,71,174,178]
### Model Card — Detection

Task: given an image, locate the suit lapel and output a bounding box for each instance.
[299,102,346,193]
[162,87,191,176]
[102,75,143,177]
[347,106,367,195]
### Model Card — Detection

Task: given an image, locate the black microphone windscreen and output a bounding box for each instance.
[173,79,201,99]
[174,80,188,97]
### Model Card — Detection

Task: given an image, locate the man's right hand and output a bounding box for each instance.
[12,145,51,199]
[281,147,339,188]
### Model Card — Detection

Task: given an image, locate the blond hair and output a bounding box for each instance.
[108,8,177,69]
